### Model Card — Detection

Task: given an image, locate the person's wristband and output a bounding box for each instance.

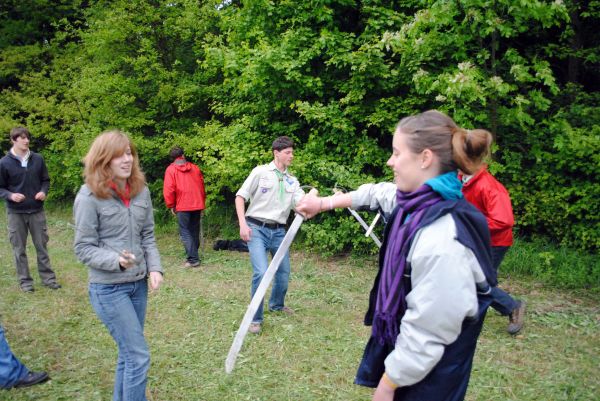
[381,373,398,390]
[319,198,324,212]
[328,197,334,211]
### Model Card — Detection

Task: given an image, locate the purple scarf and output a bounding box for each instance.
[372,184,443,345]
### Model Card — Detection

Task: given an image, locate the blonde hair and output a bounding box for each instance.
[83,130,146,199]
[396,110,492,175]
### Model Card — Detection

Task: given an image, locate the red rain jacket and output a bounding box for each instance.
[460,166,514,246]
[163,157,206,212]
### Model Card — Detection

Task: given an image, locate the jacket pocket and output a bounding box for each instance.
[100,205,120,216]
[99,205,123,229]
[258,177,274,194]
[131,198,149,229]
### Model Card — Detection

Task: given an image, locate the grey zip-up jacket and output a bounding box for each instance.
[73,184,163,284]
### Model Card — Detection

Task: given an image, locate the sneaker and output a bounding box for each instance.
[281,306,294,315]
[43,282,61,290]
[249,323,261,334]
[507,301,526,335]
[270,306,294,315]
[184,261,200,268]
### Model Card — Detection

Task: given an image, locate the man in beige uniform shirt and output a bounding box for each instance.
[235,136,305,334]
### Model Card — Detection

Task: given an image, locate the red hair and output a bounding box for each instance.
[83,130,146,198]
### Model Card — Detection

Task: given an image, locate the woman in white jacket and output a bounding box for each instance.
[297,110,496,401]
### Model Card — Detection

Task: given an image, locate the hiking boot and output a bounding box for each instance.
[184,261,200,268]
[43,282,61,290]
[20,286,34,293]
[249,323,261,334]
[507,301,526,335]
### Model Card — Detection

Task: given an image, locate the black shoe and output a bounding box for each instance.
[14,371,49,388]
[20,286,34,293]
[43,282,61,290]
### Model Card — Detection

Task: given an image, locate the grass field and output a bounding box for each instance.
[0,206,598,401]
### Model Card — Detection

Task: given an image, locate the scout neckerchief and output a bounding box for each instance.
[274,168,285,203]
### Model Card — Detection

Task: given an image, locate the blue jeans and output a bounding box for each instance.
[247,222,291,324]
[89,280,150,401]
[490,246,519,316]
[0,323,29,389]
[177,211,201,264]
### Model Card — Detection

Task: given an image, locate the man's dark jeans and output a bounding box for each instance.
[177,211,201,264]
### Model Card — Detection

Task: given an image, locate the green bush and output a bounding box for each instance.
[501,88,600,251]
[0,0,598,255]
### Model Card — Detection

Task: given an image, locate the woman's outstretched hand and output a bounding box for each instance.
[296,192,322,219]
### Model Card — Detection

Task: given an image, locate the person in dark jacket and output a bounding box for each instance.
[0,127,60,292]
[163,146,206,267]
[1,322,49,389]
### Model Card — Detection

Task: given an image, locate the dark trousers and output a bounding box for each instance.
[177,211,201,264]
[355,295,492,401]
[489,246,519,316]
[7,211,57,289]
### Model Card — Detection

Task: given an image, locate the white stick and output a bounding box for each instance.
[365,212,381,238]
[225,213,305,374]
[347,208,382,248]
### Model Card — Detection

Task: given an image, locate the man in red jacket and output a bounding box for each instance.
[163,146,206,267]
[461,165,526,334]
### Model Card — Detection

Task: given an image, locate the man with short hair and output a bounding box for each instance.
[235,136,305,334]
[0,127,60,292]
[163,146,206,267]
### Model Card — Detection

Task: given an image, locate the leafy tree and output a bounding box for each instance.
[0,0,597,251]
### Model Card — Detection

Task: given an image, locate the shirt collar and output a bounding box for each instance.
[269,161,288,176]
[10,148,30,162]
[109,180,131,207]
[461,164,487,186]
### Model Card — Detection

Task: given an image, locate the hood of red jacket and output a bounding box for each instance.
[172,158,192,172]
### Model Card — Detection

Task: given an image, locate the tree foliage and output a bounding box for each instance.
[0,0,598,252]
